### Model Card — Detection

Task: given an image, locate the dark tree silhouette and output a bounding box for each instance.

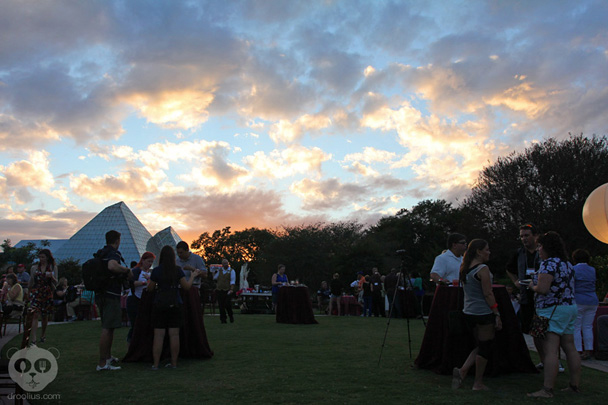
[463,134,608,259]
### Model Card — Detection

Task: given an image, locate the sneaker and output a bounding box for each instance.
[96,363,121,371]
[68,316,77,322]
[451,367,463,389]
[107,356,119,365]
[558,362,565,373]
[535,362,544,370]
[151,365,159,371]
[165,363,177,369]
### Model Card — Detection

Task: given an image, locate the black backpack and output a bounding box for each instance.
[82,248,111,293]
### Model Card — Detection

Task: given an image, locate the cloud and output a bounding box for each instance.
[122,89,215,130]
[361,99,496,193]
[290,178,370,210]
[0,206,97,242]
[0,151,57,204]
[244,145,331,179]
[342,147,397,177]
[268,114,332,144]
[147,188,306,237]
[0,63,127,148]
[70,166,167,203]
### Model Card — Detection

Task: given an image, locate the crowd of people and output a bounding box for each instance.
[2,222,606,398]
[0,249,96,346]
[314,266,424,318]
[446,224,606,398]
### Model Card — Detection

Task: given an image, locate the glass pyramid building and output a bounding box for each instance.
[52,202,183,265]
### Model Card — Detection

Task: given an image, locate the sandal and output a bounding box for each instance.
[451,367,463,389]
[527,387,554,398]
[561,384,580,393]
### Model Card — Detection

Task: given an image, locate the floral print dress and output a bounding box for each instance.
[30,265,55,315]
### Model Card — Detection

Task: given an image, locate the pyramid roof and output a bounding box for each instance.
[53,201,153,265]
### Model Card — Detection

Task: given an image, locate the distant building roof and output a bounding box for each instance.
[14,239,69,253]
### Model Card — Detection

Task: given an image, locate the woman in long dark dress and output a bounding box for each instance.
[147,245,200,369]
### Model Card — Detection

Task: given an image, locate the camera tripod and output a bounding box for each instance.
[377,254,426,366]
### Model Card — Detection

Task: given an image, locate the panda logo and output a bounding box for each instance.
[7,346,59,392]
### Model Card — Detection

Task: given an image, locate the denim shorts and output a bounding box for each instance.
[537,304,578,335]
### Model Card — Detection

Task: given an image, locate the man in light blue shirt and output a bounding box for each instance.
[175,241,207,284]
[430,233,466,285]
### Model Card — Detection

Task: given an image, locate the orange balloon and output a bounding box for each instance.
[582,183,608,244]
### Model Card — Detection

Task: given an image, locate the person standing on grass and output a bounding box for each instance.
[571,249,598,361]
[506,224,541,332]
[148,245,201,370]
[430,233,467,285]
[271,264,288,312]
[362,275,372,317]
[328,273,342,316]
[214,258,236,324]
[175,241,207,285]
[96,230,131,371]
[28,249,57,346]
[371,267,385,317]
[317,280,331,314]
[126,251,155,343]
[452,239,501,391]
[527,232,581,398]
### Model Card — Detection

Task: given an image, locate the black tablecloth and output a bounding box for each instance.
[276,286,318,324]
[123,288,213,362]
[414,285,536,376]
[593,305,608,352]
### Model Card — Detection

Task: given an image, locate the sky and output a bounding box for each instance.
[1,0,607,245]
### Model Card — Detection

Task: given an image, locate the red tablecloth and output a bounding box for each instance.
[330,295,359,316]
[276,286,318,324]
[415,285,537,376]
[123,288,213,362]
[593,305,608,352]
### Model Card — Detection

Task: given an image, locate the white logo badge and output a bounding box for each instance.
[8,346,58,392]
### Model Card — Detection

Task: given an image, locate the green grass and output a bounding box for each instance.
[2,314,606,404]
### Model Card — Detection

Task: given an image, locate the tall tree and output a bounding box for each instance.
[259,222,365,290]
[463,134,608,258]
[190,226,275,286]
[0,239,38,270]
[364,199,469,279]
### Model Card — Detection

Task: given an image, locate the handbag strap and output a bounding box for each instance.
[547,304,558,320]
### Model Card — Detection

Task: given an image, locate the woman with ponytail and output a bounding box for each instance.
[452,239,501,391]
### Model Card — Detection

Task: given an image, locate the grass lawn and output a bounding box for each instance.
[2,314,606,404]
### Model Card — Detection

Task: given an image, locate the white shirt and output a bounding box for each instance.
[430,250,462,282]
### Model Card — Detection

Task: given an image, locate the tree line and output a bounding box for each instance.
[2,134,607,295]
[190,134,608,295]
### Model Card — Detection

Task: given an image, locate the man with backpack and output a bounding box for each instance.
[96,230,131,371]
